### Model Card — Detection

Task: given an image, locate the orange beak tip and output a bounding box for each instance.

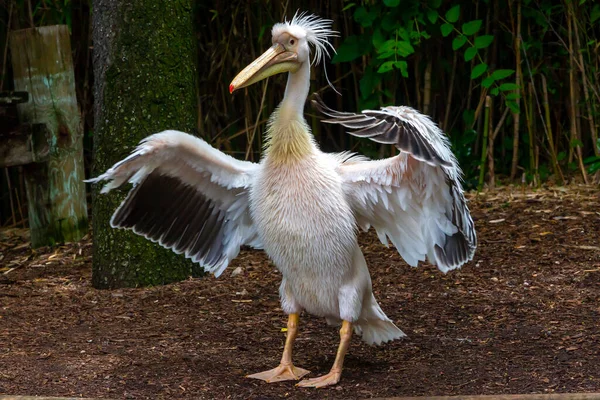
[229,84,234,94]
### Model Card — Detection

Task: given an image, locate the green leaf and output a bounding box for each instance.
[377,50,395,60]
[427,10,438,24]
[360,67,379,99]
[452,35,467,50]
[446,5,460,23]
[396,41,415,56]
[583,156,600,164]
[506,99,520,114]
[354,6,377,27]
[382,13,400,31]
[464,47,477,61]
[395,61,409,77]
[462,109,475,126]
[378,61,396,73]
[342,3,356,11]
[332,35,371,63]
[557,151,566,161]
[491,87,500,96]
[441,23,454,37]
[376,39,415,58]
[397,27,411,42]
[589,161,600,174]
[491,69,515,80]
[462,20,482,36]
[360,95,380,111]
[592,4,600,23]
[505,92,521,100]
[383,0,400,7]
[471,63,488,79]
[378,39,397,53]
[372,28,386,49]
[570,138,584,148]
[474,35,494,49]
[499,82,520,91]
[482,76,495,88]
[429,0,442,9]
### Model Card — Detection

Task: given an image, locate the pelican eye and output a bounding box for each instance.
[289,39,295,45]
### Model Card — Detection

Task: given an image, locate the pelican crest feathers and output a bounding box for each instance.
[272,11,339,66]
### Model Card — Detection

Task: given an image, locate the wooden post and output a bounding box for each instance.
[9,25,88,248]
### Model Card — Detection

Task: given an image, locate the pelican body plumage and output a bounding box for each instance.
[89,12,476,388]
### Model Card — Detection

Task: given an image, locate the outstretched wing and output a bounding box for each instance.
[88,130,261,277]
[313,95,452,168]
[315,98,476,272]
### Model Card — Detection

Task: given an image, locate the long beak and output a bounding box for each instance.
[229,43,299,93]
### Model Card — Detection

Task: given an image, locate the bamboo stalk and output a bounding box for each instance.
[26,0,35,28]
[4,168,17,227]
[572,4,598,156]
[525,82,535,183]
[245,78,268,161]
[15,187,25,227]
[488,107,510,188]
[478,96,491,192]
[423,58,432,115]
[414,54,422,110]
[471,88,488,130]
[541,75,565,184]
[566,2,588,183]
[0,0,13,92]
[510,0,522,180]
[442,52,457,132]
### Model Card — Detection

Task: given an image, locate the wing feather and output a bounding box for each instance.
[319,100,476,272]
[88,130,261,276]
[313,95,452,168]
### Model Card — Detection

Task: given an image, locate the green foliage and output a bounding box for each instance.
[332,35,371,63]
[452,35,467,50]
[331,0,600,184]
[471,63,487,79]
[446,5,460,23]
[591,4,600,23]
[585,156,600,174]
[462,20,482,35]
[475,35,494,49]
[7,0,599,193]
[464,47,478,61]
[15,0,85,29]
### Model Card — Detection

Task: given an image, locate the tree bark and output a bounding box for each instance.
[92,0,198,288]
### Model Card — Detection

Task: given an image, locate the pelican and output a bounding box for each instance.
[90,13,476,388]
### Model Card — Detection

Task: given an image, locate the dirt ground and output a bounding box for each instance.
[1,186,599,400]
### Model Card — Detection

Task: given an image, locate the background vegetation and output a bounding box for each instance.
[1,0,599,228]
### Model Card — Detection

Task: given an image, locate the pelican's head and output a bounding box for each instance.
[229,12,337,93]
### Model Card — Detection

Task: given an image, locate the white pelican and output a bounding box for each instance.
[90,12,476,388]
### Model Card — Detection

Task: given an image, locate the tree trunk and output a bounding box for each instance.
[91,0,198,288]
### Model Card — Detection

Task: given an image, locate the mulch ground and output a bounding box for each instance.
[1,186,599,400]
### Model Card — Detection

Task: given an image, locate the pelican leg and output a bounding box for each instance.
[297,320,352,388]
[247,313,310,383]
